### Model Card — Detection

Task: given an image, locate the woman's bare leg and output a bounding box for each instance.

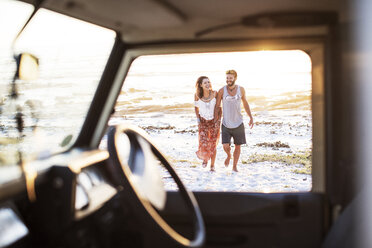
[202,160,208,168]
[210,149,217,171]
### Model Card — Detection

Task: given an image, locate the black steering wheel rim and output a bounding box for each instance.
[107,124,205,247]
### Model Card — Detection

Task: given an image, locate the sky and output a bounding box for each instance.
[128,51,312,92]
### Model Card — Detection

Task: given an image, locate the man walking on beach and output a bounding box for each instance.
[214,70,254,172]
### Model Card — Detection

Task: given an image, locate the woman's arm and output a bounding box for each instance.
[194,94,201,123]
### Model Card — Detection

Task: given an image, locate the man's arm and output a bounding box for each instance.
[214,88,223,121]
[240,87,254,128]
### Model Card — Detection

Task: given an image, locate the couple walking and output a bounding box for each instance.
[194,70,254,172]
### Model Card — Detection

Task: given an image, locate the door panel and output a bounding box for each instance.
[150,192,324,248]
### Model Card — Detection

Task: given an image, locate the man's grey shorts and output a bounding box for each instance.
[221,123,246,145]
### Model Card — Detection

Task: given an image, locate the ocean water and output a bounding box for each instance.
[112,51,312,142]
[118,51,310,112]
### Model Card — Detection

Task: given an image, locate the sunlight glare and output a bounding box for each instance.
[128,50,312,95]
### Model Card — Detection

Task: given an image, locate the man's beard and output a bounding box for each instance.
[227,81,235,87]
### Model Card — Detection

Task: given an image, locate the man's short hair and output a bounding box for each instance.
[226,69,237,78]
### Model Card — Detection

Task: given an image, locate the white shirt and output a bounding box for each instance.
[195,98,216,120]
[222,85,243,128]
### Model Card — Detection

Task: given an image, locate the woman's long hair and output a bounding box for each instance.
[195,76,211,99]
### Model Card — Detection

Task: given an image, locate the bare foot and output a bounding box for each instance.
[210,166,215,172]
[202,161,207,168]
[232,167,238,172]
[224,154,231,167]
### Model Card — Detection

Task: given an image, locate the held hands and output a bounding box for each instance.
[212,107,222,123]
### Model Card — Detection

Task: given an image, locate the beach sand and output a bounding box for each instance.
[154,129,311,193]
[109,109,312,193]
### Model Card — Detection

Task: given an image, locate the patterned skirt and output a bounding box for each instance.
[196,115,221,161]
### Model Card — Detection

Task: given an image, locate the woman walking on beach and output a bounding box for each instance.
[194,76,222,171]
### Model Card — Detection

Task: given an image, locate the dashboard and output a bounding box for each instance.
[74,161,117,219]
[0,149,124,248]
[0,204,29,247]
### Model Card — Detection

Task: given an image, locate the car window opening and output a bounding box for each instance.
[109,51,313,193]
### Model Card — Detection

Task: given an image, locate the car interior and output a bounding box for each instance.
[0,0,366,247]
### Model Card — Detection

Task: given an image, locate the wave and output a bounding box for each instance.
[121,88,147,94]
[115,102,195,115]
[250,92,310,111]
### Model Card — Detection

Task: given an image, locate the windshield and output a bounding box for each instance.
[0,4,116,166]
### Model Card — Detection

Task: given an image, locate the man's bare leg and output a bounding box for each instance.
[232,145,241,172]
[223,144,231,167]
[210,149,217,171]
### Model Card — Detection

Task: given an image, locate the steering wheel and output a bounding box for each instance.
[107,124,205,247]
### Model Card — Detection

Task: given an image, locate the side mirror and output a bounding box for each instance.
[16,53,39,81]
